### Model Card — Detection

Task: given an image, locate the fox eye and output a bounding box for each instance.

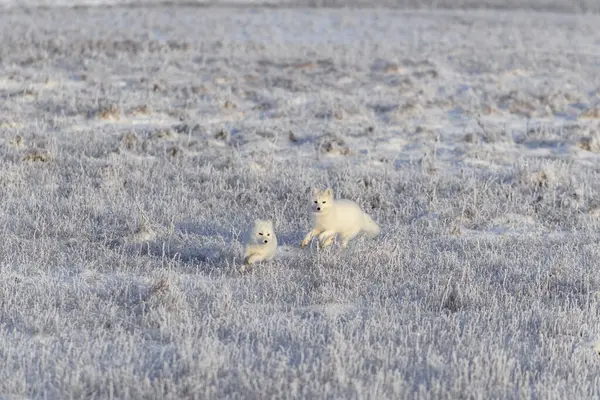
[258,232,263,236]
[314,200,318,204]
[267,233,270,236]
[322,201,326,204]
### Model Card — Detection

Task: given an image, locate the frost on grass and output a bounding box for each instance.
[1,4,600,400]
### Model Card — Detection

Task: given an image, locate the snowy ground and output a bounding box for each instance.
[1,3,600,399]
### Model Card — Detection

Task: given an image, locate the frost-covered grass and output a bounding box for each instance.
[1,4,600,399]
[1,0,600,13]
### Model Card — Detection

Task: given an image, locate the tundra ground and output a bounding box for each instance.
[1,3,600,398]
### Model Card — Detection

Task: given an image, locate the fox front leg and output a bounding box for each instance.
[244,254,262,266]
[301,228,323,248]
[240,253,261,273]
[317,230,336,248]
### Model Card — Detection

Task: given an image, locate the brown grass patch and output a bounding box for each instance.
[580,108,600,119]
[578,136,600,152]
[121,132,138,150]
[318,134,351,156]
[223,100,237,110]
[98,104,121,121]
[10,135,25,148]
[22,148,52,162]
[127,104,150,116]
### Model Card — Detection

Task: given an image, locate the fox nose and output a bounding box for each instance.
[263,239,268,244]
[316,207,321,211]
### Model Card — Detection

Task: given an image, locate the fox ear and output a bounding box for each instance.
[311,187,320,196]
[324,187,333,197]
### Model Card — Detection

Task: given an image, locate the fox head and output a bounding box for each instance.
[249,219,275,245]
[311,187,334,214]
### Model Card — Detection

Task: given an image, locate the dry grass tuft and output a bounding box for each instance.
[127,104,150,116]
[166,146,181,157]
[318,133,350,155]
[10,135,25,148]
[215,128,229,141]
[150,278,170,297]
[22,148,52,162]
[121,132,138,150]
[98,104,121,121]
[580,108,600,119]
[578,135,600,152]
[288,131,299,143]
[223,100,237,110]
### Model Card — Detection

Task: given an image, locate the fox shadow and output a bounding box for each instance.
[123,221,244,275]
[120,220,312,274]
[174,221,232,238]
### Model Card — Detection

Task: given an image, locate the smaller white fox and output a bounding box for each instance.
[242,219,277,270]
[301,187,381,249]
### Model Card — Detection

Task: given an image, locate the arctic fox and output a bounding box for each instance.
[301,188,381,249]
[242,219,277,269]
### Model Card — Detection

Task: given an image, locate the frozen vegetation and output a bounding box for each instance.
[1,1,600,398]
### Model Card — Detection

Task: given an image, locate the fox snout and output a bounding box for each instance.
[263,239,269,244]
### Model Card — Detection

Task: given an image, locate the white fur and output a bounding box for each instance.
[242,219,277,269]
[301,188,381,249]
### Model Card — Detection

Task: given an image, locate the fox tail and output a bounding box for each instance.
[362,213,381,237]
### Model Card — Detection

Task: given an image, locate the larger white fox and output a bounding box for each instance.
[301,188,381,249]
